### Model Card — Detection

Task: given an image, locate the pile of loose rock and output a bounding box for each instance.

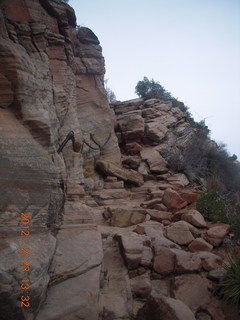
[87,98,235,319]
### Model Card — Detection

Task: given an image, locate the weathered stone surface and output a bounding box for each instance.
[49,228,103,286]
[162,188,187,210]
[147,209,173,222]
[188,238,213,252]
[165,221,195,245]
[173,274,210,313]
[200,298,225,320]
[120,235,143,269]
[125,142,143,155]
[143,221,165,239]
[134,225,146,235]
[0,1,122,318]
[179,190,200,204]
[99,236,133,320]
[118,111,145,141]
[181,209,207,228]
[145,122,168,143]
[208,268,227,281]
[110,208,146,227]
[171,249,202,273]
[104,180,124,189]
[151,279,171,298]
[96,160,144,186]
[140,148,168,173]
[122,156,141,169]
[153,237,181,252]
[136,296,196,320]
[140,246,153,267]
[159,183,171,190]
[153,248,175,275]
[196,252,222,271]
[0,73,13,108]
[196,312,211,320]
[150,190,164,199]
[0,232,56,320]
[36,266,101,320]
[1,0,236,319]
[153,203,168,211]
[141,198,163,209]
[130,274,152,298]
[167,173,189,189]
[112,98,144,115]
[205,224,230,246]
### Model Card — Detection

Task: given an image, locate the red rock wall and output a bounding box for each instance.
[0,0,120,219]
[0,1,120,318]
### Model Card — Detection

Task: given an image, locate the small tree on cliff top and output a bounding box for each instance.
[135,77,172,100]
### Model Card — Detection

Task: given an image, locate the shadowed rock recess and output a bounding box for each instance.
[0,1,239,320]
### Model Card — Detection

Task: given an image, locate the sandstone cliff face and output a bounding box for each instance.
[0,1,238,320]
[0,0,120,319]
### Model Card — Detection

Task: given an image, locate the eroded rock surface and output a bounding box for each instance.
[0,1,234,319]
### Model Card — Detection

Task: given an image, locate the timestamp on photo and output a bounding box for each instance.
[19,212,31,308]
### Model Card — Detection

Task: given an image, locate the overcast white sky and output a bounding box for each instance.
[70,0,240,159]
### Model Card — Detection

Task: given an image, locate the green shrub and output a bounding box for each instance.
[225,201,240,239]
[220,256,240,305]
[196,191,228,223]
[135,77,172,100]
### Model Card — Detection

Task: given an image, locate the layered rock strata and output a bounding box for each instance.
[0,0,120,319]
[0,1,237,320]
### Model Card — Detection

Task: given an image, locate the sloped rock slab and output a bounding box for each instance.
[96,160,144,186]
[173,274,210,313]
[136,296,196,320]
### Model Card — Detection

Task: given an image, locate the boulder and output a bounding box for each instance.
[140,149,168,173]
[179,190,199,204]
[153,248,175,275]
[151,279,171,298]
[36,267,101,320]
[118,111,145,141]
[181,209,207,228]
[140,246,153,267]
[145,122,168,143]
[196,252,222,271]
[165,221,195,245]
[110,208,146,227]
[153,237,181,252]
[200,298,225,320]
[205,224,230,246]
[188,238,213,252]
[96,160,144,186]
[49,228,103,286]
[118,110,144,131]
[130,274,152,298]
[143,221,165,239]
[134,225,146,235]
[141,198,164,209]
[104,180,124,189]
[136,296,196,320]
[120,235,143,269]
[162,188,187,211]
[170,249,202,273]
[195,312,211,320]
[153,203,168,211]
[147,209,173,222]
[125,142,143,155]
[208,268,227,281]
[0,232,56,320]
[122,156,141,169]
[173,274,210,313]
[166,173,189,189]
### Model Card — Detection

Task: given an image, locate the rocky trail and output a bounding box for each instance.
[0,1,239,320]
